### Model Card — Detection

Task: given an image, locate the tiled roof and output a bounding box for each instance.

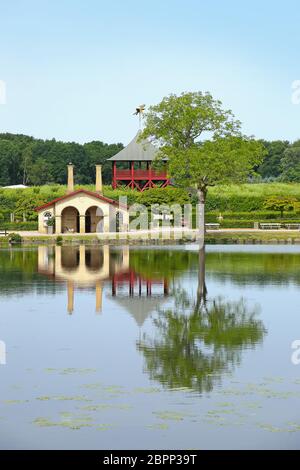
[35,189,127,212]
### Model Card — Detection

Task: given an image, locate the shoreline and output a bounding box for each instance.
[2,228,300,245]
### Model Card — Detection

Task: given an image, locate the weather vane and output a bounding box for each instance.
[133,104,145,129]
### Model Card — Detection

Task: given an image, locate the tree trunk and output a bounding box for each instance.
[195,245,207,312]
[197,187,206,248]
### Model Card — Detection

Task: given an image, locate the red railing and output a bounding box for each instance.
[115,169,167,179]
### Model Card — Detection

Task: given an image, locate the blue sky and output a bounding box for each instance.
[0,0,300,144]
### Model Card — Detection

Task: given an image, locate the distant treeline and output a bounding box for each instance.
[0,133,300,186]
[0,133,124,186]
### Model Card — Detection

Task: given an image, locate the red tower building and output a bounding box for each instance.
[108,131,170,191]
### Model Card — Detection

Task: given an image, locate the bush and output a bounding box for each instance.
[0,222,38,231]
[264,196,297,217]
[2,183,300,226]
[205,210,300,221]
[211,218,300,229]
[8,233,23,244]
[46,217,55,227]
[56,235,63,245]
[138,187,190,206]
[203,183,300,212]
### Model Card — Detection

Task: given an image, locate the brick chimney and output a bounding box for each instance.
[67,163,74,193]
[95,165,102,193]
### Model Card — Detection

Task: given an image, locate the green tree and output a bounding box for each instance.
[0,140,21,186]
[137,244,266,392]
[0,133,124,187]
[84,141,123,185]
[257,140,289,179]
[140,92,265,238]
[280,146,300,182]
[137,291,265,393]
[264,196,297,218]
[27,158,52,186]
[21,143,34,185]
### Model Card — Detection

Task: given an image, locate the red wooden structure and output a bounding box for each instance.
[111,270,169,297]
[108,132,170,191]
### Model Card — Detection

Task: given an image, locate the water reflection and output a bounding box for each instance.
[37,246,170,323]
[137,247,266,393]
[0,245,299,449]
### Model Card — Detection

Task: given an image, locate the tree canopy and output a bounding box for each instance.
[0,133,123,186]
[140,92,265,193]
[140,92,266,236]
[280,146,300,182]
[137,290,266,393]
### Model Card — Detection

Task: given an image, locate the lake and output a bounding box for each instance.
[0,244,299,449]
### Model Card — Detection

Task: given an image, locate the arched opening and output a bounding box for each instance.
[85,206,104,233]
[61,206,80,233]
[61,246,80,271]
[85,247,104,271]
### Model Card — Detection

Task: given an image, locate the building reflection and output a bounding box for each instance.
[38,245,169,323]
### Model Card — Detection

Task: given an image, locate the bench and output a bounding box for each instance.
[205,223,220,230]
[284,223,300,230]
[0,229,7,236]
[259,223,282,230]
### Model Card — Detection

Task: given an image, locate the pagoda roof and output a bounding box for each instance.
[110,295,167,327]
[108,131,158,162]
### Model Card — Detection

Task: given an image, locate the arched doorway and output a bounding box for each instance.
[61,207,79,233]
[85,206,104,233]
[85,247,104,271]
[61,246,80,271]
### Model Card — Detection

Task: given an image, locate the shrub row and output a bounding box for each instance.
[1,183,300,229]
[213,219,300,229]
[0,222,38,231]
[205,211,300,222]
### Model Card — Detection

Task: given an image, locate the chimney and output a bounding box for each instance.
[95,164,102,193]
[67,163,74,193]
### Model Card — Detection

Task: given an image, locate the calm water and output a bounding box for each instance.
[0,244,300,450]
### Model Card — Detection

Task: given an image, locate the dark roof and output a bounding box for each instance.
[108,131,158,162]
[35,189,127,212]
[111,295,167,327]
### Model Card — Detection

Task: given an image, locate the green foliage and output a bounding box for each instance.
[140,92,265,195]
[138,187,189,206]
[46,217,55,227]
[137,291,265,392]
[264,196,297,217]
[280,146,300,182]
[1,182,300,230]
[8,233,23,244]
[257,140,289,179]
[205,183,300,212]
[0,133,123,186]
[1,222,38,230]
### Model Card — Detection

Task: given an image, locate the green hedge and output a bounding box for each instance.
[1,183,300,227]
[0,221,38,231]
[205,210,300,222]
[204,183,300,212]
[211,219,300,229]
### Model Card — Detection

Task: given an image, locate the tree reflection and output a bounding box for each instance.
[137,247,266,393]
